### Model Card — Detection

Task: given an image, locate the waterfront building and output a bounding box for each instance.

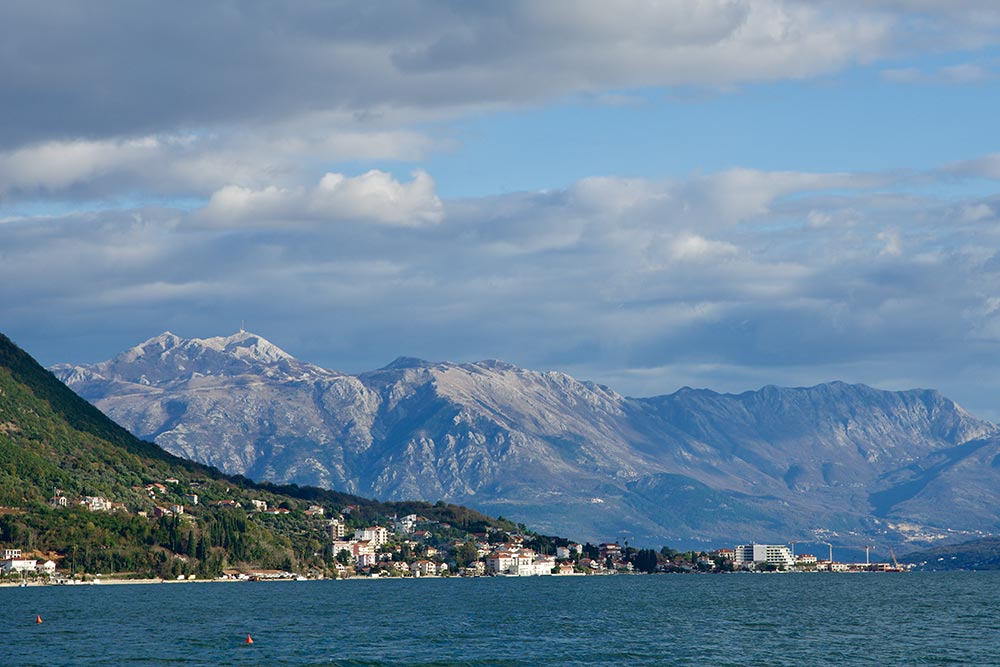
[795,553,818,566]
[733,543,795,568]
[0,558,37,574]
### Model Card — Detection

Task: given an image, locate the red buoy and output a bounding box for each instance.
[36,615,43,624]
[245,634,254,645]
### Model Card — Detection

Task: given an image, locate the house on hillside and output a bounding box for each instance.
[81,496,112,512]
[327,517,346,539]
[394,514,418,533]
[356,526,390,547]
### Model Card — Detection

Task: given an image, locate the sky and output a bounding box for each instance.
[4,1,1000,418]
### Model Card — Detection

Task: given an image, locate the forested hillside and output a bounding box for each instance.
[0,333,516,579]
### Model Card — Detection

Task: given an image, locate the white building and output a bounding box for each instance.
[356,526,390,547]
[331,540,355,559]
[733,543,795,568]
[327,517,346,539]
[2,548,22,560]
[82,496,112,512]
[394,514,419,534]
[486,551,514,574]
[410,560,437,576]
[486,548,553,576]
[1,558,37,574]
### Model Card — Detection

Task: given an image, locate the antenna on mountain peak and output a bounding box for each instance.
[240,320,245,333]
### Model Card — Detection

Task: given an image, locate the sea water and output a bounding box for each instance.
[2,572,999,666]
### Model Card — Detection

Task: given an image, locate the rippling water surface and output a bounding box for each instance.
[3,572,1000,666]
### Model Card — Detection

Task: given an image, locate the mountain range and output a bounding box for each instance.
[53,330,1000,548]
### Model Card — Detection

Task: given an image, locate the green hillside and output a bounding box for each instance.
[902,537,1000,571]
[0,333,516,579]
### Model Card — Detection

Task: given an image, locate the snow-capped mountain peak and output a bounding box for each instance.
[63,330,307,387]
[191,330,294,364]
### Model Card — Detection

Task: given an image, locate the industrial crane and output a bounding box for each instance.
[888,547,904,572]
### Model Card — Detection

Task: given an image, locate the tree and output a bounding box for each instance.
[633,548,659,573]
[454,541,479,569]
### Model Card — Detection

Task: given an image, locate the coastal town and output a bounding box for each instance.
[0,478,907,583]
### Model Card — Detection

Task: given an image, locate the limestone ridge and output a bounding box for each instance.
[54,331,1000,546]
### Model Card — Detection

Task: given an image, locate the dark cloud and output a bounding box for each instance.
[0,0,947,151]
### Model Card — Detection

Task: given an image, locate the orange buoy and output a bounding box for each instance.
[35,615,42,624]
[245,633,254,645]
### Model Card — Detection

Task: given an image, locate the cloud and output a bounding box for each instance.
[198,169,443,227]
[941,153,1000,180]
[667,233,739,262]
[0,124,439,202]
[0,1,996,208]
[0,137,164,196]
[877,228,903,256]
[881,63,992,84]
[0,0,979,154]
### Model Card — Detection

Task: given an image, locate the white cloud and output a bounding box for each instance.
[200,170,443,227]
[310,169,443,225]
[960,203,994,223]
[0,137,162,195]
[881,62,992,84]
[877,228,903,256]
[0,123,440,201]
[668,233,739,262]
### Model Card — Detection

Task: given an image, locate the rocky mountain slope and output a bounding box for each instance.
[53,331,1000,547]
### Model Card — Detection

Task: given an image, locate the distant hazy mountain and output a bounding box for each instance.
[54,331,1000,547]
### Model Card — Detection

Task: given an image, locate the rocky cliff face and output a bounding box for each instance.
[53,331,1000,546]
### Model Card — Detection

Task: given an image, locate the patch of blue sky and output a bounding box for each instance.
[410,59,1000,199]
